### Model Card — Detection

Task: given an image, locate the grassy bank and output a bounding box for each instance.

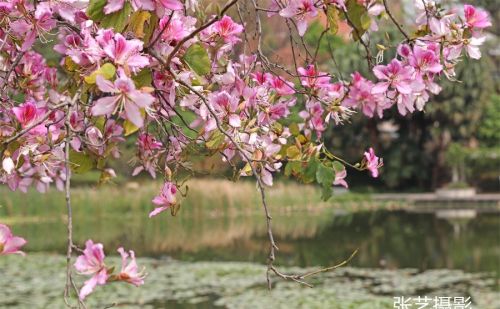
[0,179,403,220]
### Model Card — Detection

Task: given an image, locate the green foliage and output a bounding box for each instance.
[132,68,153,88]
[183,43,211,76]
[478,95,500,147]
[84,63,116,84]
[69,150,95,174]
[316,162,335,200]
[87,0,132,32]
[345,0,371,40]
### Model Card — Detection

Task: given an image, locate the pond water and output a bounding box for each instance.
[2,187,499,308]
[8,208,500,275]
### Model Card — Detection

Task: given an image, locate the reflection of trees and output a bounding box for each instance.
[1,182,498,274]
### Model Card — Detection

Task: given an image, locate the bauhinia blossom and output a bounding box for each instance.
[91,73,155,127]
[333,168,348,188]
[74,240,108,300]
[364,148,383,178]
[150,182,178,217]
[280,0,318,36]
[116,247,146,286]
[0,224,27,256]
[463,4,491,30]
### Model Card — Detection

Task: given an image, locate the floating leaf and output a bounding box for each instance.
[183,43,211,76]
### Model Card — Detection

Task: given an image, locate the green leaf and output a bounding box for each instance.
[87,0,106,21]
[183,43,211,76]
[286,145,301,160]
[128,10,151,38]
[84,63,116,84]
[101,3,132,32]
[284,161,301,177]
[69,151,95,174]
[345,0,369,40]
[321,185,333,201]
[302,157,319,184]
[123,120,139,136]
[132,68,153,88]
[316,163,335,187]
[332,161,344,173]
[326,6,340,35]
[289,123,300,136]
[87,0,132,33]
[206,130,225,150]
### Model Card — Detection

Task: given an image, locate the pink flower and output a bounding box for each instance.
[104,0,125,14]
[268,75,295,96]
[158,13,196,43]
[2,157,15,174]
[333,168,348,188]
[149,182,177,217]
[372,59,415,95]
[463,36,486,59]
[10,3,56,51]
[99,32,149,73]
[116,248,146,286]
[209,91,241,128]
[11,101,47,135]
[74,240,108,300]
[344,72,388,118]
[364,148,383,178]
[297,65,331,90]
[408,45,443,75]
[0,224,27,256]
[280,0,318,36]
[91,73,155,128]
[211,15,244,44]
[464,5,491,30]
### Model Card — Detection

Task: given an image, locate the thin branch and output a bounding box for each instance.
[161,0,239,68]
[382,0,410,41]
[63,88,85,309]
[2,101,70,146]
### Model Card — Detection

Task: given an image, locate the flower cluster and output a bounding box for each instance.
[0,0,490,302]
[74,240,146,300]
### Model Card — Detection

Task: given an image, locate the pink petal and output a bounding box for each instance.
[104,0,125,14]
[372,82,389,94]
[96,75,118,93]
[149,206,169,218]
[228,114,241,127]
[91,96,119,116]
[124,101,144,128]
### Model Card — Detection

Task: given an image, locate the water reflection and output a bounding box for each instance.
[9,209,499,274]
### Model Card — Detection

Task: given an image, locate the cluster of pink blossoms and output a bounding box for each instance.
[0,0,491,302]
[74,240,145,300]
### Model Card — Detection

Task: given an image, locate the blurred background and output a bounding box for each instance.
[0,0,498,308]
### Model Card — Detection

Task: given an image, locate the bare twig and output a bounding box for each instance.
[382,0,410,41]
[2,102,70,146]
[63,88,85,309]
[161,0,239,68]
